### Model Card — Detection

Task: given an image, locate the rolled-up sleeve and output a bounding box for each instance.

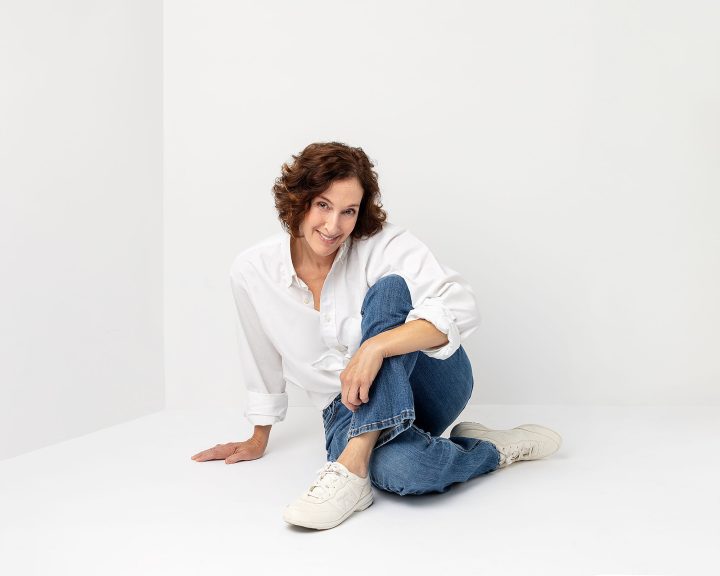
[230,269,288,425]
[366,226,481,360]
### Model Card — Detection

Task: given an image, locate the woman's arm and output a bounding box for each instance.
[252,424,272,446]
[339,320,449,412]
[230,267,288,425]
[191,425,271,464]
[365,318,449,359]
[362,224,481,361]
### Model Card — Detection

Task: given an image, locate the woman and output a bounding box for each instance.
[191,142,561,530]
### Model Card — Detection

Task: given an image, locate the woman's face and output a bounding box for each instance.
[298,177,364,259]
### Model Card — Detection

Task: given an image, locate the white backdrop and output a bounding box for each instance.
[163,0,720,412]
[0,0,163,460]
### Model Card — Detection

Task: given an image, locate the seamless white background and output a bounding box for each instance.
[166,0,719,412]
[2,3,719,574]
[1,1,163,460]
[1,0,719,460]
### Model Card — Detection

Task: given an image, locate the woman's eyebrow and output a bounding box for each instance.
[318,195,360,208]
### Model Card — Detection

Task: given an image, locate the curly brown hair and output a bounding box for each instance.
[272,142,387,239]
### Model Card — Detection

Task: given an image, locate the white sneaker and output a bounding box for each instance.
[450,422,562,468]
[283,461,374,530]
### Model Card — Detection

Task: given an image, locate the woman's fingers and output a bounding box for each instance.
[190,449,216,461]
[226,441,264,464]
[358,380,372,403]
[225,444,247,464]
[339,345,382,411]
[191,448,209,460]
[342,381,372,411]
[342,387,358,411]
[191,440,266,464]
[349,382,367,406]
[225,449,251,464]
[191,443,230,461]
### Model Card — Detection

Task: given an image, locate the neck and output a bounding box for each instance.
[291,235,337,274]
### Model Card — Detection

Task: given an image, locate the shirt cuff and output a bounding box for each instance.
[244,391,288,425]
[404,297,461,360]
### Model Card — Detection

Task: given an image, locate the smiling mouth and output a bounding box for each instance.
[318,232,340,242]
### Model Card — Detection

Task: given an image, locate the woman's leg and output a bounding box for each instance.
[325,274,500,495]
[346,273,422,449]
[410,342,475,437]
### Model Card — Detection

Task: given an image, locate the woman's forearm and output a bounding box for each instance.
[365,319,449,359]
[252,424,272,445]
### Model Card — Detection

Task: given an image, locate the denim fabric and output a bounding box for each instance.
[322,274,501,496]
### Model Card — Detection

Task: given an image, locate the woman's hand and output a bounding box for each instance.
[339,340,385,412]
[191,437,266,464]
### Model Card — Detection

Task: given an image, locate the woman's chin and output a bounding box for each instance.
[312,244,338,256]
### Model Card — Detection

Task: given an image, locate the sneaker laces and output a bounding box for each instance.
[499,441,538,466]
[306,462,349,500]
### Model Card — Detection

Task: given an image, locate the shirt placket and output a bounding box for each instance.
[319,264,341,350]
[299,282,312,306]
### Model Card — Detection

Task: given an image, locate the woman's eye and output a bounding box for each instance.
[316,202,354,215]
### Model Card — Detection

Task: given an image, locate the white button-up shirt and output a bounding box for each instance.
[229,221,481,426]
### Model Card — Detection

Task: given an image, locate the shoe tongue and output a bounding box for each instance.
[307,462,347,499]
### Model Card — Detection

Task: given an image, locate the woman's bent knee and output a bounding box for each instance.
[362,274,411,313]
[368,430,439,495]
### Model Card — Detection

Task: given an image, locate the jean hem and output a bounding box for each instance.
[347,409,415,450]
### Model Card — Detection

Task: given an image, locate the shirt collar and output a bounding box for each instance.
[281,232,352,288]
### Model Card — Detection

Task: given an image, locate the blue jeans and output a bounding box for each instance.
[322,274,501,496]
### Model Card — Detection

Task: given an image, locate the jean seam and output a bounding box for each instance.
[322,394,341,429]
[408,424,434,447]
[347,408,415,438]
[369,475,395,494]
[324,412,336,431]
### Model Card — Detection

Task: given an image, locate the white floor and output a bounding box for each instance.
[1,405,718,576]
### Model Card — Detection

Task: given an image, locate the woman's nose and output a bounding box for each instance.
[326,213,340,233]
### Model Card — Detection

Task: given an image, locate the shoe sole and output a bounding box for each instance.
[283,490,374,530]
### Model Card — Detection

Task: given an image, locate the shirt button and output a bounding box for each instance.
[303,297,309,304]
[323,314,331,322]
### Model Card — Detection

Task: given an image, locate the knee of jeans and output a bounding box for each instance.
[369,443,429,496]
[370,475,432,496]
[370,274,410,296]
[362,274,411,313]
[371,478,417,496]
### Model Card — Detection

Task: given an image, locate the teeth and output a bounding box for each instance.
[319,232,338,241]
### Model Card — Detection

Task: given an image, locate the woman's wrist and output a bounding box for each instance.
[361,336,387,359]
[252,424,271,445]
